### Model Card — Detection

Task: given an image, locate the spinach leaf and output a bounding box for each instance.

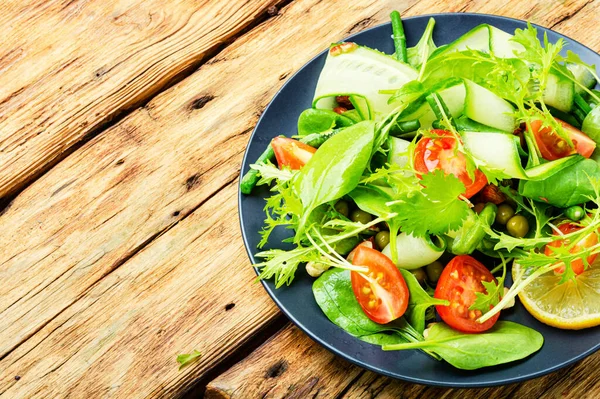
[358,331,409,346]
[407,17,436,70]
[520,158,600,207]
[294,121,375,240]
[297,108,355,136]
[312,268,425,346]
[383,321,544,370]
[399,269,448,334]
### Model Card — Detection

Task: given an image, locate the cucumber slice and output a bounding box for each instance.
[430,25,490,58]
[462,131,525,178]
[567,63,597,94]
[543,71,574,112]
[388,136,411,168]
[382,233,446,269]
[489,26,524,58]
[313,45,418,120]
[462,131,582,180]
[582,106,600,144]
[464,79,516,132]
[409,81,466,129]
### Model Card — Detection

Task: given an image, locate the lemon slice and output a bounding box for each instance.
[512,258,600,329]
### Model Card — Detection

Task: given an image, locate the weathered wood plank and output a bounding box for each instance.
[0,0,598,397]
[204,324,363,399]
[0,0,426,397]
[0,0,423,363]
[205,323,600,399]
[0,183,283,398]
[0,0,287,198]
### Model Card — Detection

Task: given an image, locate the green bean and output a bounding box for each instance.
[240,136,283,194]
[390,11,408,63]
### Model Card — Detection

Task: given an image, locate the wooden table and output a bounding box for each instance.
[0,0,599,397]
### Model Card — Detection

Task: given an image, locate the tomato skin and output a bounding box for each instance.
[351,246,409,324]
[530,118,596,161]
[413,130,487,198]
[434,255,500,333]
[545,222,598,275]
[271,137,317,170]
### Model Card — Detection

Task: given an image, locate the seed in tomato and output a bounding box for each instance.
[434,255,500,333]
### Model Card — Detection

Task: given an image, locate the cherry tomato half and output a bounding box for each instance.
[434,255,500,333]
[414,130,487,198]
[271,137,317,170]
[545,222,598,275]
[351,246,409,324]
[529,117,596,161]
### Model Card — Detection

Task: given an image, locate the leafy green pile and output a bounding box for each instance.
[244,16,600,370]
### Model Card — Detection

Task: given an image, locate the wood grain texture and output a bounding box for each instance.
[0,183,282,398]
[1,0,599,397]
[0,0,287,198]
[0,0,423,397]
[206,323,600,399]
[204,325,363,399]
[0,0,420,365]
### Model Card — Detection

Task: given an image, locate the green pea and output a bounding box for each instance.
[375,231,391,250]
[426,261,444,283]
[495,204,515,225]
[351,209,373,224]
[411,268,427,285]
[506,215,529,238]
[473,203,486,214]
[334,200,350,218]
[565,205,585,222]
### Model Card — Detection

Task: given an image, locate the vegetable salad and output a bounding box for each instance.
[241,13,600,370]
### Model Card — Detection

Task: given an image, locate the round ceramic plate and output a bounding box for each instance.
[238,13,600,387]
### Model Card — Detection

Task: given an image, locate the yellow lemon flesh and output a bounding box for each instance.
[512,258,600,330]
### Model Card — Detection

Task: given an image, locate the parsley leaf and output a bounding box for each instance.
[176,350,202,370]
[393,170,470,237]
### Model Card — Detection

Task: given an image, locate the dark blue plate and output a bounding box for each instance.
[238,13,600,387]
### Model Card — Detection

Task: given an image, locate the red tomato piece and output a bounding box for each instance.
[545,222,598,275]
[413,130,487,198]
[434,255,500,333]
[529,117,596,161]
[271,137,317,170]
[351,246,409,324]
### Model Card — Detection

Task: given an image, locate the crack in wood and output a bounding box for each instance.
[549,0,594,28]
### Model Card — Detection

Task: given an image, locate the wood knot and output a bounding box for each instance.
[189,95,215,110]
[267,5,278,16]
[185,174,202,191]
[115,159,125,165]
[265,360,288,378]
[279,72,290,81]
[172,210,181,217]
[94,67,107,79]
[348,17,374,34]
[225,303,235,311]
[14,376,21,381]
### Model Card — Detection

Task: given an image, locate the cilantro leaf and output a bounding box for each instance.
[393,170,470,237]
[176,350,202,370]
[469,278,504,314]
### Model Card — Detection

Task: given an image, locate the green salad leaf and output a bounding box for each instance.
[176,350,202,370]
[407,17,437,72]
[294,121,376,241]
[393,170,470,237]
[383,321,544,370]
[399,269,448,334]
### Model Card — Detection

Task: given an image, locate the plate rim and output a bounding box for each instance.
[238,12,600,388]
